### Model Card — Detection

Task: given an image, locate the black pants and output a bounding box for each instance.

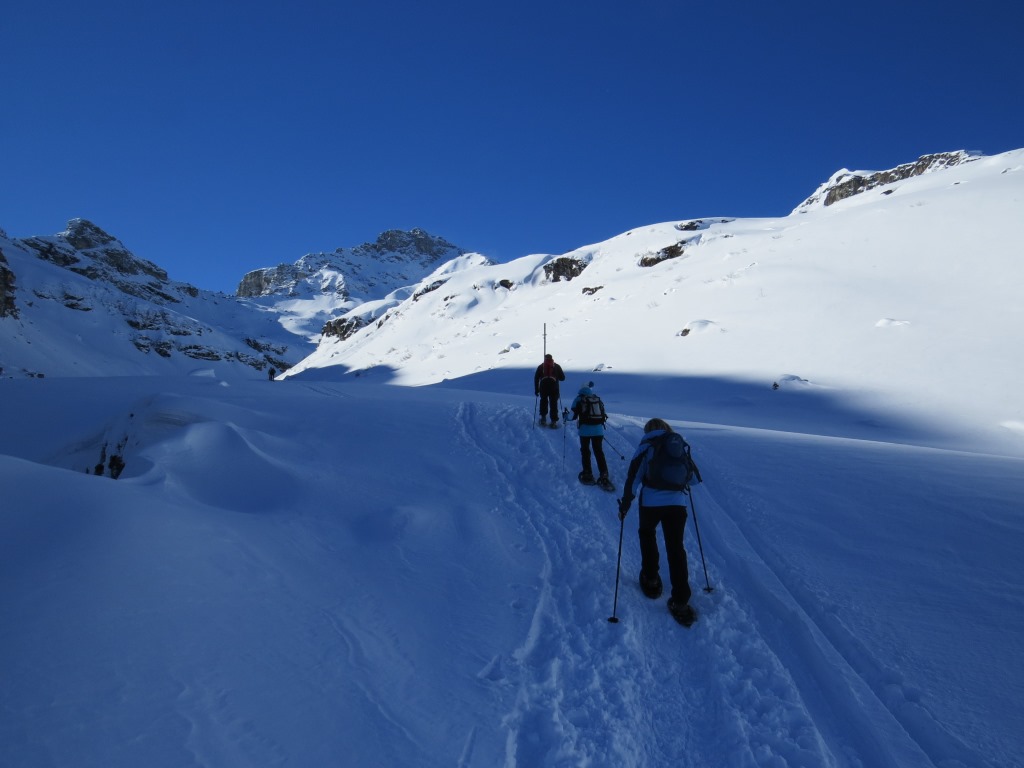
[538,392,559,420]
[638,504,691,604]
[579,435,608,477]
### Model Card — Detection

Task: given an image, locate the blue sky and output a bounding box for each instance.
[3,0,1022,293]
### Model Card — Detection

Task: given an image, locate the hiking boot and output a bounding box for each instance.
[668,598,697,627]
[578,471,596,485]
[539,415,547,425]
[639,570,663,599]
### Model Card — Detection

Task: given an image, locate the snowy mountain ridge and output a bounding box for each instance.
[0,219,302,378]
[236,227,468,300]
[286,147,1024,457]
[235,227,474,341]
[0,223,471,377]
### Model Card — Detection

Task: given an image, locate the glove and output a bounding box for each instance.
[617,496,632,520]
[562,407,570,420]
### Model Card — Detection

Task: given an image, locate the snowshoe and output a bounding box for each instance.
[578,471,597,486]
[639,571,663,599]
[668,598,697,627]
[596,475,615,493]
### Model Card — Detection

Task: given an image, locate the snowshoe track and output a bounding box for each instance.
[455,403,830,767]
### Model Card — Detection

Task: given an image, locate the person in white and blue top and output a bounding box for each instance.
[618,418,699,625]
[568,384,611,489]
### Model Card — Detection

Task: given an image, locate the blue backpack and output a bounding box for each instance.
[644,432,697,491]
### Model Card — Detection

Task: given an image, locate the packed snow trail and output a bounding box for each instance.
[459,400,1020,768]
[454,402,843,767]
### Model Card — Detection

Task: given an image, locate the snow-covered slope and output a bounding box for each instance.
[286,148,1024,457]
[1,374,1021,767]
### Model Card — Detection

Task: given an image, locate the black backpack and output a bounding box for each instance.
[643,431,697,491]
[577,394,607,425]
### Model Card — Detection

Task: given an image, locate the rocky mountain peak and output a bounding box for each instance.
[1,223,300,378]
[236,228,466,300]
[359,228,463,260]
[22,219,171,291]
[60,218,118,250]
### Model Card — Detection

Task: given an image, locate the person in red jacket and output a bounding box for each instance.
[533,354,565,426]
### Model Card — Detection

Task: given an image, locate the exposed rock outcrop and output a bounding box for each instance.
[543,256,587,283]
[0,248,18,319]
[796,151,980,210]
[322,316,367,341]
[640,241,686,268]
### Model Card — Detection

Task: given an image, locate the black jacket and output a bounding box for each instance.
[534,361,565,395]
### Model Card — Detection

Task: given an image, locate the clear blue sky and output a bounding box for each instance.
[3,0,1022,293]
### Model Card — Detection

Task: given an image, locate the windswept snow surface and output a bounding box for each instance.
[2,373,1022,768]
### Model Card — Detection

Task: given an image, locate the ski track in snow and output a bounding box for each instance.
[456,403,843,767]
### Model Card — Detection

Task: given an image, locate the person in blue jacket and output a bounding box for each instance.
[618,417,698,625]
[567,384,612,490]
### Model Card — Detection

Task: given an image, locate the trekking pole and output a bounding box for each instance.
[533,393,539,429]
[602,430,628,461]
[561,412,568,468]
[686,486,714,593]
[608,513,625,623]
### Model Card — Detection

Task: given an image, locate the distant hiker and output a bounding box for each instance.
[618,418,701,626]
[533,354,565,426]
[567,383,613,491]
[268,367,277,381]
